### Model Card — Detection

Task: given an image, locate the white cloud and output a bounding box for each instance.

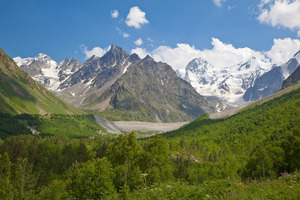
[134,38,143,46]
[258,0,300,34]
[115,27,130,38]
[227,5,236,10]
[131,48,149,59]
[147,37,154,42]
[146,39,267,70]
[81,45,108,59]
[199,38,269,68]
[213,0,227,7]
[125,6,149,29]
[151,44,203,70]
[266,38,300,64]
[115,27,122,34]
[130,37,300,70]
[123,33,130,38]
[111,10,119,18]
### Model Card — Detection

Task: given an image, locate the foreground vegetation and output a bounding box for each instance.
[0,132,299,199]
[0,86,299,199]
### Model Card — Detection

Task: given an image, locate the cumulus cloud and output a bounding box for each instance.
[258,0,300,34]
[146,39,267,70]
[266,38,300,64]
[111,10,119,18]
[213,0,227,7]
[126,6,149,29]
[134,38,143,46]
[130,37,300,70]
[151,44,203,70]
[81,45,108,59]
[199,38,269,68]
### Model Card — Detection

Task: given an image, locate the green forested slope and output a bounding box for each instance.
[164,86,300,179]
[0,48,83,115]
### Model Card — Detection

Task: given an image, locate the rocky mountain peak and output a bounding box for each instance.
[237,57,260,71]
[35,53,55,63]
[71,57,77,62]
[37,53,48,57]
[59,57,71,66]
[108,45,129,56]
[141,55,155,64]
[110,44,119,51]
[128,53,141,63]
[99,45,130,67]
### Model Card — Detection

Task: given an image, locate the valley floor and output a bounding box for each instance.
[94,115,188,135]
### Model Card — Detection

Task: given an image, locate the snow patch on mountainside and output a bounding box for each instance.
[123,62,131,74]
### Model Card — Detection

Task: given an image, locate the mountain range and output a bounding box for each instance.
[177,56,270,104]
[14,45,225,122]
[13,44,299,121]
[178,50,300,104]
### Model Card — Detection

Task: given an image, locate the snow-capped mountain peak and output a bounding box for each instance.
[13,56,33,66]
[36,53,49,59]
[181,56,271,105]
[186,58,212,74]
[13,54,83,91]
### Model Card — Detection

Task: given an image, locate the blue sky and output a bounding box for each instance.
[1,0,300,69]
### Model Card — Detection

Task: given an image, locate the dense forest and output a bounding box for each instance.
[0,88,299,199]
